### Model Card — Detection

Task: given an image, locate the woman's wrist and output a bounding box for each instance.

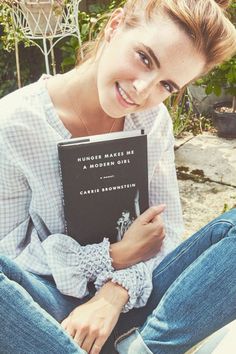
[96,280,129,310]
[110,241,140,269]
[110,242,129,269]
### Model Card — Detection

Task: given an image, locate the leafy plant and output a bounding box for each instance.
[197,56,236,112]
[52,0,68,14]
[59,0,124,71]
[166,90,213,137]
[0,2,31,51]
[0,40,17,97]
[196,3,236,112]
[0,2,46,98]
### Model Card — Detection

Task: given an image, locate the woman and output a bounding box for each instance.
[0,0,236,353]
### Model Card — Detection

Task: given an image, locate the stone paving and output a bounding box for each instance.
[175,132,236,237]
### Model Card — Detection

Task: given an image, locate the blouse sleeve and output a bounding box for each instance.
[0,138,114,299]
[42,235,114,297]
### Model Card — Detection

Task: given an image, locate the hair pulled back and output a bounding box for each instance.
[214,0,231,10]
[79,0,236,76]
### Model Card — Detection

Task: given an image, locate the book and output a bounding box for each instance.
[58,129,149,246]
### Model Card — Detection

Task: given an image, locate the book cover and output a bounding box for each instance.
[58,129,149,246]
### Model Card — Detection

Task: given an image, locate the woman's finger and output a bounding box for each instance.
[79,332,97,353]
[73,330,87,348]
[139,205,165,224]
[65,325,76,339]
[90,342,103,354]
[90,335,107,354]
[61,317,68,329]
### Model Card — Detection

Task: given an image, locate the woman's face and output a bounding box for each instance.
[96,10,205,118]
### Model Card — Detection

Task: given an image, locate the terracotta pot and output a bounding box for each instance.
[212,101,236,138]
[19,1,64,36]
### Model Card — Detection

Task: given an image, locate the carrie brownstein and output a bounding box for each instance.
[79,183,136,195]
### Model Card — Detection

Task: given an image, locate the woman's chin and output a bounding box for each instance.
[101,105,127,119]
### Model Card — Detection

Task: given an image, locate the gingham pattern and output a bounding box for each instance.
[43,235,114,297]
[95,262,153,313]
[0,78,184,310]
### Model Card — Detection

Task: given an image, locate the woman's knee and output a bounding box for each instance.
[217,208,236,227]
[209,208,236,242]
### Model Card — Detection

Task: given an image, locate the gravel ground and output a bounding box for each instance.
[178,179,236,239]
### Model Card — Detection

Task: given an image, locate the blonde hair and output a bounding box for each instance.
[77,0,236,75]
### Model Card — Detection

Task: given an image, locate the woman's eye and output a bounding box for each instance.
[161,81,173,93]
[137,51,151,68]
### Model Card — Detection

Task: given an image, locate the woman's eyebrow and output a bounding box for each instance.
[139,43,180,91]
[168,80,180,91]
[139,43,161,68]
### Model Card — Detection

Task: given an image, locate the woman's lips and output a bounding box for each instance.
[115,82,138,107]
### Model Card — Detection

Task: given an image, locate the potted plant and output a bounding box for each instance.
[18,0,66,36]
[205,57,236,138]
[194,3,236,138]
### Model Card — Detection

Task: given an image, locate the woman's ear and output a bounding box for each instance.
[104,8,125,42]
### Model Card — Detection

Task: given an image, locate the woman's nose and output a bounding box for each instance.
[132,73,157,98]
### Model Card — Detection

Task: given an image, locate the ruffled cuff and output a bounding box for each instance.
[42,235,114,298]
[94,263,153,313]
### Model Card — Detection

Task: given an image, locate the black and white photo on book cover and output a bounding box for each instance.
[58,130,149,246]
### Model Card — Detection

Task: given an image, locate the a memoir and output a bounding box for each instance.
[58,129,149,245]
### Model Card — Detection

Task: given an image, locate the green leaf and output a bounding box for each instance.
[205,85,213,95]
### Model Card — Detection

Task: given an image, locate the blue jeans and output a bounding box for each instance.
[116,208,236,353]
[1,209,236,354]
[0,255,88,354]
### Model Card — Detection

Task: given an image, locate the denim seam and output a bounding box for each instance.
[153,220,234,280]
[116,329,153,354]
[115,327,139,346]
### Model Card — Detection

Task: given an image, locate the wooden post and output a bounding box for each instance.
[15,38,22,88]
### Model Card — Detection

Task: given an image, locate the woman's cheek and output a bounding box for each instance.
[149,89,165,107]
[117,66,137,79]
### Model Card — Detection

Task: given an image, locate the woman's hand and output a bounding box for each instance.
[111,205,165,269]
[61,281,128,354]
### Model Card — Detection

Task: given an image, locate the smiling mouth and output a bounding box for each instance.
[115,82,138,107]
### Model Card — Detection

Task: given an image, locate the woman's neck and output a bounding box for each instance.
[46,64,124,137]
